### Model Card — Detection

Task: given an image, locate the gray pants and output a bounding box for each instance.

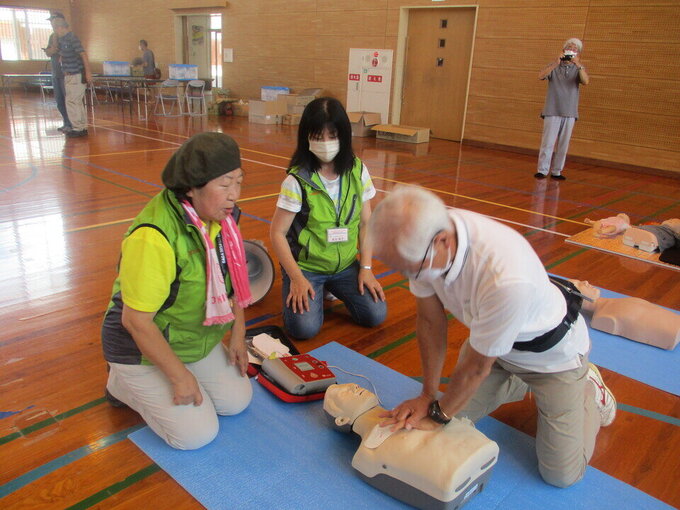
[456,339,600,488]
[537,116,575,176]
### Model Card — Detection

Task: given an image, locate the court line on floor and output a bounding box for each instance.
[373,176,587,227]
[0,424,144,498]
[39,121,590,230]
[0,163,38,193]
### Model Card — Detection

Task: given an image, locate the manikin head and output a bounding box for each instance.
[570,279,601,314]
[323,384,379,431]
[368,185,456,282]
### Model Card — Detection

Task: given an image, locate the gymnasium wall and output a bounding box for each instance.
[16,0,680,173]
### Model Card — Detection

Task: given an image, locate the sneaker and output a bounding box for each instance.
[105,388,128,408]
[66,129,88,138]
[57,125,72,133]
[587,363,616,427]
[550,174,566,181]
[324,290,338,301]
[534,172,547,179]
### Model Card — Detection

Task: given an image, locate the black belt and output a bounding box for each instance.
[512,276,583,353]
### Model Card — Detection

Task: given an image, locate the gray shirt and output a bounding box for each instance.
[142,49,155,76]
[541,63,580,119]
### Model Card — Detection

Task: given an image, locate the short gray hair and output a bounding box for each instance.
[563,38,583,52]
[369,185,452,263]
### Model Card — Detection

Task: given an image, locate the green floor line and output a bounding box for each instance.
[65,463,160,510]
[62,163,154,200]
[524,192,636,238]
[0,398,105,446]
[545,248,588,270]
[639,199,680,223]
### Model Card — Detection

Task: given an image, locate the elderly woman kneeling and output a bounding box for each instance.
[101,132,253,450]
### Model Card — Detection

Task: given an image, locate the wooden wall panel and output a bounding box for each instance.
[64,0,680,173]
[476,7,587,39]
[584,6,680,42]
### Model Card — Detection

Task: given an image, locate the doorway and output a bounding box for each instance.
[175,13,222,87]
[395,7,476,141]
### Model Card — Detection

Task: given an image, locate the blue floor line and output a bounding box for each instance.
[245,313,276,327]
[0,424,144,498]
[617,403,680,427]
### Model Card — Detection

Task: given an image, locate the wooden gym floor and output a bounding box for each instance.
[0,93,678,509]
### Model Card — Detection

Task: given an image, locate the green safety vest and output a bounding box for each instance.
[102,189,233,365]
[286,158,364,274]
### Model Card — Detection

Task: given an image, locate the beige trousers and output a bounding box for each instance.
[456,341,600,488]
[107,343,253,450]
[64,74,87,131]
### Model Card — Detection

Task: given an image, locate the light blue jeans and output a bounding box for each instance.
[282,261,387,340]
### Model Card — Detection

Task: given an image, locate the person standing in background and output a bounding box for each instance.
[44,12,71,133]
[53,17,92,138]
[139,40,157,79]
[535,38,589,181]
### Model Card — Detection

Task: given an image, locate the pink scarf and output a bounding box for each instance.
[181,200,253,325]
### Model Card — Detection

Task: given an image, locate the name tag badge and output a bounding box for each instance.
[327,228,349,243]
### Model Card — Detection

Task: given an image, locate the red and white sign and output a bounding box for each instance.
[348,73,360,81]
[367,75,382,83]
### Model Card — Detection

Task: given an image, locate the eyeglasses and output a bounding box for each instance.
[412,230,443,279]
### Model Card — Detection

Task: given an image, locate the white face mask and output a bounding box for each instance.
[309,139,340,163]
[415,244,451,282]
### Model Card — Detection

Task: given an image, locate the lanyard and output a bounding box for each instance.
[319,173,351,227]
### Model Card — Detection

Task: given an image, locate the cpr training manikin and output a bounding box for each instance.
[323,383,499,510]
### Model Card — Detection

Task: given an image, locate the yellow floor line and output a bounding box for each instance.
[373,176,588,226]
[101,120,290,160]
[65,192,279,232]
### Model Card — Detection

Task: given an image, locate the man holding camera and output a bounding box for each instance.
[535,38,589,181]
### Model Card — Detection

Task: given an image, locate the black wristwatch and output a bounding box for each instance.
[428,400,452,424]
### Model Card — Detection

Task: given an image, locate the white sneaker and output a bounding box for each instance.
[324,290,338,301]
[587,363,616,427]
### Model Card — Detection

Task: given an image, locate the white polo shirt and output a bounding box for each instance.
[409,209,590,373]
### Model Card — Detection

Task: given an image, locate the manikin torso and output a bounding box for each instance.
[323,384,499,507]
[590,297,680,350]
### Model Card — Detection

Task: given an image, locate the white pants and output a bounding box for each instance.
[537,116,575,176]
[64,74,87,131]
[107,343,253,450]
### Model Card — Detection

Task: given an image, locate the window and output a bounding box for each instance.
[209,13,222,88]
[0,7,51,61]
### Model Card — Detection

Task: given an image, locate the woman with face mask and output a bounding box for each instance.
[270,97,387,340]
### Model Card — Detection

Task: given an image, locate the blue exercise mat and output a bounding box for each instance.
[129,342,672,510]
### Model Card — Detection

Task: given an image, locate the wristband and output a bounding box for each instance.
[360,265,372,270]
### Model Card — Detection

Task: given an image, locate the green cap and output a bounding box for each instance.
[162,132,241,191]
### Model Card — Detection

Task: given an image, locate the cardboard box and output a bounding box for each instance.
[232,101,249,117]
[282,114,301,126]
[277,94,315,107]
[168,64,198,80]
[287,104,307,115]
[299,88,323,97]
[249,112,282,124]
[103,61,130,76]
[372,124,430,144]
[261,86,290,101]
[348,112,382,137]
[249,99,287,116]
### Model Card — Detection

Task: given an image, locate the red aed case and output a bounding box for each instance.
[257,354,337,403]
